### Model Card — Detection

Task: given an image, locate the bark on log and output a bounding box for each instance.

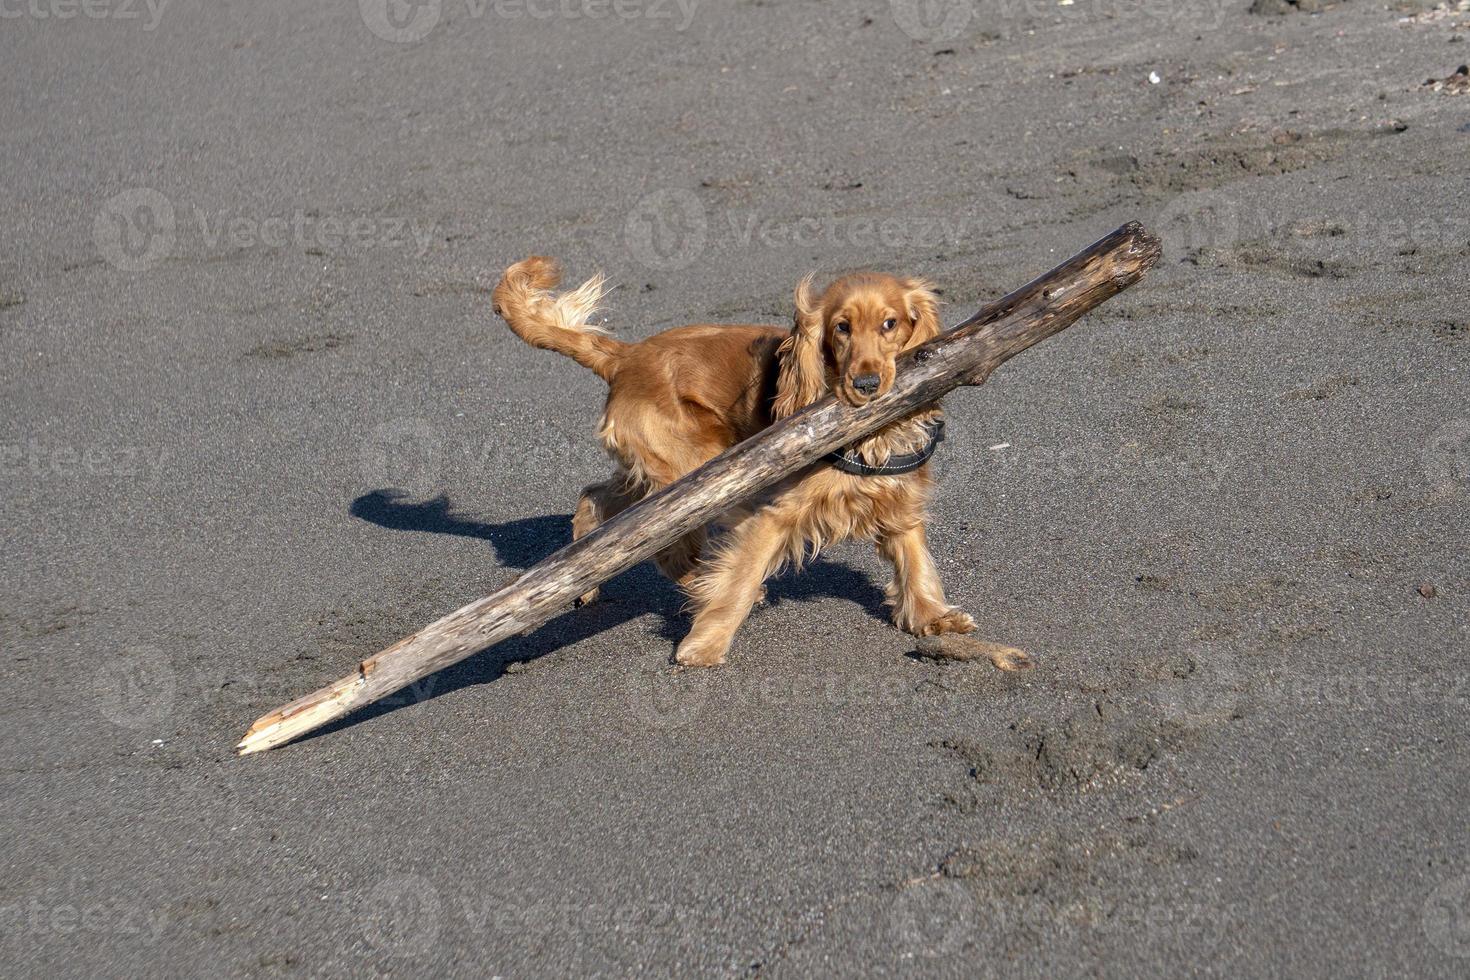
[237,222,1161,755]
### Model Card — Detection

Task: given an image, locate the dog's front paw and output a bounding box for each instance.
[918,608,977,638]
[674,635,729,668]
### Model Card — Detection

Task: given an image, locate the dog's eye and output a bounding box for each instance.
[882,318,897,332]
[834,322,850,335]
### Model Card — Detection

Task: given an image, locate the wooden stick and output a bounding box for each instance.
[237,222,1161,755]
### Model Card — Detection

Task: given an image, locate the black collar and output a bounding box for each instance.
[825,419,945,477]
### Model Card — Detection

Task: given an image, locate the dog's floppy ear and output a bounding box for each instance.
[773,272,827,419]
[901,278,942,348]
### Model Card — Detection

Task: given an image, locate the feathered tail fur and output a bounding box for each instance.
[492,256,626,382]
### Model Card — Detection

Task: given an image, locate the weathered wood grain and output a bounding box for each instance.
[236,222,1161,755]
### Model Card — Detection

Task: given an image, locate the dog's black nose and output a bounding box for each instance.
[852,373,881,396]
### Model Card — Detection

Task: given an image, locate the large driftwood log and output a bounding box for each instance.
[237,222,1161,755]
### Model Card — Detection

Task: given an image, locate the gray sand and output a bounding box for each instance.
[2,0,1468,975]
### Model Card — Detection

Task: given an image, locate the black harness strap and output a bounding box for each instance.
[825,419,945,477]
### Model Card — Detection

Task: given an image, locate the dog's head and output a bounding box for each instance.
[773,272,941,416]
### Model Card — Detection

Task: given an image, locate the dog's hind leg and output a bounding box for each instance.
[571,475,639,606]
[653,528,706,591]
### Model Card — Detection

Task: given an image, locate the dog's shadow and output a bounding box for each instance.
[312,490,889,740]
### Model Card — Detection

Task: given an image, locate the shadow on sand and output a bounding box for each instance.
[299,489,889,743]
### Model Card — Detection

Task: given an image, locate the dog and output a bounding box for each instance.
[492,256,976,666]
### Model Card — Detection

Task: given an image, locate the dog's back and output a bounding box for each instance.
[494,258,787,489]
[598,323,784,487]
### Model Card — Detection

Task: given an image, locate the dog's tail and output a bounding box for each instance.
[492,256,627,383]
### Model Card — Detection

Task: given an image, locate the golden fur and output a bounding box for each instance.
[492,256,975,666]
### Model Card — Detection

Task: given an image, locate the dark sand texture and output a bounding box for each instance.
[2,0,1468,976]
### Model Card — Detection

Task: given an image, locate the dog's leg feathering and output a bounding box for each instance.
[878,525,976,637]
[675,512,792,667]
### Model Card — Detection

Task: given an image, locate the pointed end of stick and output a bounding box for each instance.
[236,715,284,756]
[235,731,268,757]
[233,674,366,756]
